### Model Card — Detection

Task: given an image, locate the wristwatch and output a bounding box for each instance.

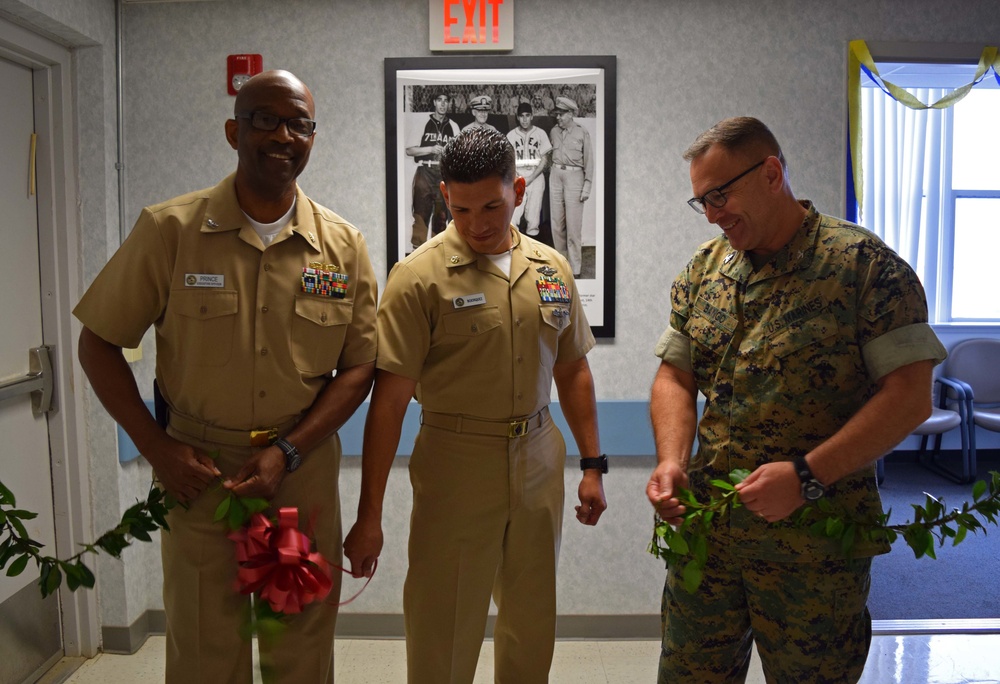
[792,455,824,501]
[274,438,302,473]
[579,454,609,474]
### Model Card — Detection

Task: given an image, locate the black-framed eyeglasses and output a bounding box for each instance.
[687,159,766,214]
[236,111,317,138]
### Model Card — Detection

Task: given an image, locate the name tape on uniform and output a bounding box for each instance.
[453,293,486,309]
[184,273,225,288]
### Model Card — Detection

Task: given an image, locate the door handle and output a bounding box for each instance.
[0,346,55,416]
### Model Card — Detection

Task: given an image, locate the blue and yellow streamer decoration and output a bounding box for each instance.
[847,39,1000,214]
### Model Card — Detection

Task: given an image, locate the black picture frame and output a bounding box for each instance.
[384,55,617,338]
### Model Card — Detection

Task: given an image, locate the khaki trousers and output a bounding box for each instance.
[404,414,566,684]
[161,428,343,684]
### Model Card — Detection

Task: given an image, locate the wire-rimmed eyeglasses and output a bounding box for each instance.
[236,111,317,138]
[687,159,766,214]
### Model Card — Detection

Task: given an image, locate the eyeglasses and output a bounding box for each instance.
[687,159,765,214]
[236,111,317,138]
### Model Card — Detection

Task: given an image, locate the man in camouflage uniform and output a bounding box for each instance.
[646,117,946,683]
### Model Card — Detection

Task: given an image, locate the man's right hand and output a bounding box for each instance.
[646,460,689,525]
[144,438,221,505]
[343,514,383,579]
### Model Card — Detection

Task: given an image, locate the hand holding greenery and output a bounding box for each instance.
[0,449,269,600]
[649,469,1000,594]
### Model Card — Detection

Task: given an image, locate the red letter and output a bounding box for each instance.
[488,0,503,43]
[462,0,478,43]
[443,0,459,44]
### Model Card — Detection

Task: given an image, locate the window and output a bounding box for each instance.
[857,62,1000,324]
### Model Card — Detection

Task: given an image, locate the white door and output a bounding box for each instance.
[0,55,62,684]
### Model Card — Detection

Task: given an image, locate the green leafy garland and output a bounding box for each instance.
[649,469,1000,594]
[0,450,268,599]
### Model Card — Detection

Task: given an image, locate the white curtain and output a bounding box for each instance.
[860,87,950,322]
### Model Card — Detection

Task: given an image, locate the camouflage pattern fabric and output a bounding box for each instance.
[669,202,941,562]
[656,201,943,682]
[659,536,872,683]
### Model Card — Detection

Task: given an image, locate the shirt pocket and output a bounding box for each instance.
[441,305,503,338]
[168,289,239,367]
[766,309,853,397]
[290,296,353,374]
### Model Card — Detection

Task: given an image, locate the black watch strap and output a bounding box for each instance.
[580,454,608,473]
[274,438,302,472]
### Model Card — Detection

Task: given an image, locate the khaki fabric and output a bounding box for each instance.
[74,174,376,682]
[74,173,377,429]
[404,418,565,684]
[161,431,343,684]
[377,223,594,419]
[377,223,592,682]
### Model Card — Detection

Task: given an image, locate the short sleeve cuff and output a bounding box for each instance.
[654,326,692,374]
[862,322,947,381]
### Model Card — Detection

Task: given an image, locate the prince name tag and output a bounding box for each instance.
[453,293,486,309]
[184,273,224,288]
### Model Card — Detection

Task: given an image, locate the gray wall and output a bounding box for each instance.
[8,0,1000,642]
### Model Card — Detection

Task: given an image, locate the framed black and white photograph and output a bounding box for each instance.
[384,55,617,337]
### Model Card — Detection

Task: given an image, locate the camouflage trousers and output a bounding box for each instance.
[659,544,872,684]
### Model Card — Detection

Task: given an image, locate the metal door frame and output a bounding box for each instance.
[0,17,99,658]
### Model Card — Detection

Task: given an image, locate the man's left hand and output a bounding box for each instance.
[575,471,607,525]
[734,461,804,522]
[223,446,287,499]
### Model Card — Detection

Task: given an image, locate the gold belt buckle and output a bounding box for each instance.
[508,418,529,438]
[250,427,278,447]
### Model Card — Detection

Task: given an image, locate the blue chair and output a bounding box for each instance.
[940,339,1000,475]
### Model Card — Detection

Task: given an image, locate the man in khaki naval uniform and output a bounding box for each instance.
[75,71,377,684]
[647,117,946,683]
[344,128,607,683]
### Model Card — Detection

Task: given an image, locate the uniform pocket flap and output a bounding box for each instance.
[768,309,839,358]
[442,306,502,336]
[294,296,353,327]
[171,289,238,321]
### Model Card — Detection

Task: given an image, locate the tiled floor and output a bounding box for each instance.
[54,632,1000,683]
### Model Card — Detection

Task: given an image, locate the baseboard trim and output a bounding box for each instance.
[336,613,662,640]
[101,610,166,654]
[99,611,1000,653]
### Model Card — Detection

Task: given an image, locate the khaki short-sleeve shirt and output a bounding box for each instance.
[73,174,377,429]
[377,224,594,419]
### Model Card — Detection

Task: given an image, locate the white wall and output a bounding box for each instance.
[7,0,1000,640]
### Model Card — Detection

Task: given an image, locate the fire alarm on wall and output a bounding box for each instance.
[227,54,263,95]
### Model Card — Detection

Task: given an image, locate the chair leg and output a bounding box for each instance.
[918,425,977,485]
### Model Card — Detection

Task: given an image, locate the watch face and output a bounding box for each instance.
[286,453,302,472]
[803,480,824,501]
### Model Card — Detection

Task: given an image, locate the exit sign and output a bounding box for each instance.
[429,0,513,52]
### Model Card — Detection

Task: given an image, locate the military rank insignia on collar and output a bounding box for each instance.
[302,262,347,298]
[536,273,571,304]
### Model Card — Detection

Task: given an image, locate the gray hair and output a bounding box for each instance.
[683,116,786,169]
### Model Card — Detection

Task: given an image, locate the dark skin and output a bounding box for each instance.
[79,70,375,504]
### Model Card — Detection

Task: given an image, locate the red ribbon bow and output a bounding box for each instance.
[228,507,333,614]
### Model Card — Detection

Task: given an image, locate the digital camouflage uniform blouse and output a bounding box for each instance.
[656,202,946,562]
